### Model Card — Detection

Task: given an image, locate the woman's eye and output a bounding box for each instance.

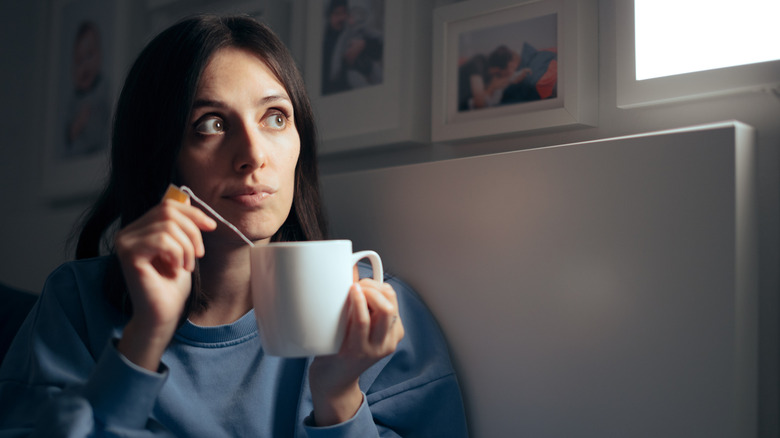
[194,117,225,135]
[264,112,287,130]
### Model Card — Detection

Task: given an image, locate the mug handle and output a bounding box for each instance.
[351,250,383,282]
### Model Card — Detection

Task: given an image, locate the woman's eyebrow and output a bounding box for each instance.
[191,95,292,111]
[257,94,292,106]
[191,98,226,110]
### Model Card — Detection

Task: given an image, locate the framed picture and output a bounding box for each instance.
[304,0,431,154]
[41,0,125,200]
[432,0,598,142]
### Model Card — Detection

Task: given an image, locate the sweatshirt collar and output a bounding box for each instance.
[174,309,258,347]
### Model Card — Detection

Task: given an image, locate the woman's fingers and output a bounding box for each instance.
[342,280,403,355]
[342,283,370,353]
[162,199,218,256]
[364,283,403,350]
[156,202,213,269]
[118,200,216,272]
[131,221,193,273]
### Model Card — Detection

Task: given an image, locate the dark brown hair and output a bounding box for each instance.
[75,14,327,317]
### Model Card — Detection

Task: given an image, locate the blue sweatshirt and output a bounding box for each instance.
[0,257,468,437]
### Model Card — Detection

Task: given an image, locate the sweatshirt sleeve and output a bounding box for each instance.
[299,268,469,438]
[302,393,379,438]
[0,262,172,437]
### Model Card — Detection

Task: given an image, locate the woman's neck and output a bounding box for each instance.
[188,243,253,327]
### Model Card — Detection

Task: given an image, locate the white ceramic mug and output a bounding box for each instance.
[249,240,383,357]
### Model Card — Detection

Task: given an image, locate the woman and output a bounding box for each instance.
[0,15,467,437]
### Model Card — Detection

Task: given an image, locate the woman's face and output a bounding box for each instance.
[177,47,300,247]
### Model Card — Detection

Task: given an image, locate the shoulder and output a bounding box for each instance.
[36,256,122,331]
[1,257,123,387]
[384,271,455,371]
[43,256,114,298]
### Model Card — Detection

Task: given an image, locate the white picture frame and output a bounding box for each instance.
[304,0,431,155]
[41,0,127,200]
[431,0,597,142]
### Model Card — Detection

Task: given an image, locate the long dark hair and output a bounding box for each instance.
[75,15,327,316]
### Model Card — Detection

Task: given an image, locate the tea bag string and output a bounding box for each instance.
[179,185,256,247]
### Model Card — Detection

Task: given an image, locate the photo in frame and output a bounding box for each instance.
[318,0,385,97]
[432,0,597,142]
[305,0,431,154]
[42,0,123,200]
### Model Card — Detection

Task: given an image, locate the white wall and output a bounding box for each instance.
[0,0,777,436]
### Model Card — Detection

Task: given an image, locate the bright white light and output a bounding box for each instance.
[635,0,780,80]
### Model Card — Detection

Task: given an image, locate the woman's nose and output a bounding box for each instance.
[232,122,266,173]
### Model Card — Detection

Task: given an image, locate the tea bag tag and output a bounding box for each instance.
[163,184,189,203]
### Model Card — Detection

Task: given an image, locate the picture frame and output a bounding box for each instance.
[431,0,598,142]
[304,0,431,155]
[41,0,127,200]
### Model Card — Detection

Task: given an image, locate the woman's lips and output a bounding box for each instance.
[224,188,275,207]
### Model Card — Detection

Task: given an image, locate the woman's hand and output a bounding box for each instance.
[115,199,216,371]
[308,276,405,426]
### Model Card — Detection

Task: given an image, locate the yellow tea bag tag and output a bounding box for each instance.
[163,184,189,203]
